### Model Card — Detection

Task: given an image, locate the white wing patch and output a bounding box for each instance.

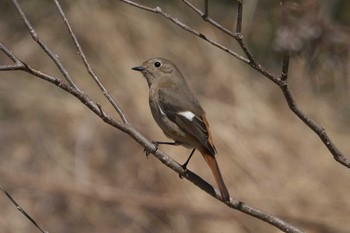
[158,105,166,116]
[178,111,195,121]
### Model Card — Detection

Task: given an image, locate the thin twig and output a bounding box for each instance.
[0,44,25,71]
[183,0,239,39]
[11,0,80,91]
[280,0,290,82]
[236,0,243,34]
[228,201,303,233]
[121,0,249,64]
[182,0,259,71]
[279,83,350,168]
[53,0,129,124]
[281,51,290,81]
[232,0,257,65]
[96,103,107,118]
[276,1,348,167]
[0,43,22,64]
[0,185,48,233]
[203,0,208,19]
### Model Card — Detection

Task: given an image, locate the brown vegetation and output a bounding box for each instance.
[1,1,350,232]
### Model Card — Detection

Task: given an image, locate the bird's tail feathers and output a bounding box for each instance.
[201,151,230,202]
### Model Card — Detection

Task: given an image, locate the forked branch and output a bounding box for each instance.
[52,0,128,124]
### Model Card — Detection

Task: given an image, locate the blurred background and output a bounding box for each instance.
[1,0,350,232]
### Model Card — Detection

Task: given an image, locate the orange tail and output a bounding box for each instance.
[201,151,230,201]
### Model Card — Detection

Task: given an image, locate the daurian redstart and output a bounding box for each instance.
[132,57,230,202]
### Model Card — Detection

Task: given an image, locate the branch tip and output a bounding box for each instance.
[1,185,47,233]
[236,0,243,34]
[281,51,290,81]
[204,0,209,19]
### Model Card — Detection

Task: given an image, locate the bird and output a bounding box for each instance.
[132,57,230,202]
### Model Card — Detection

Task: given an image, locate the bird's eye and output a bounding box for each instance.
[154,61,161,68]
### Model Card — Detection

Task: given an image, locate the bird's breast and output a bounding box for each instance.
[148,88,187,143]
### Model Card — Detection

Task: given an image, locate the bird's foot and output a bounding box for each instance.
[179,161,189,179]
[143,141,158,158]
[178,148,195,178]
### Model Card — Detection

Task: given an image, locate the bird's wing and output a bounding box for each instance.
[158,88,216,155]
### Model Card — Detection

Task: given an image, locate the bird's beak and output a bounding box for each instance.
[131,66,145,72]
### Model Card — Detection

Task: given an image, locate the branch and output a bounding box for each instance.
[0,44,25,71]
[11,0,80,91]
[52,0,128,124]
[281,51,290,81]
[279,80,350,168]
[203,0,208,19]
[121,0,350,169]
[235,0,243,34]
[121,0,249,64]
[0,185,48,233]
[183,0,258,69]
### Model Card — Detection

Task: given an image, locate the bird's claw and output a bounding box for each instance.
[143,141,158,158]
[179,163,188,179]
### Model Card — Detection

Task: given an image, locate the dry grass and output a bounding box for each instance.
[1,1,350,233]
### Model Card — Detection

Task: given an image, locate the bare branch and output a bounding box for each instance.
[279,83,350,168]
[182,0,258,66]
[203,0,208,19]
[229,201,303,233]
[183,0,239,40]
[121,0,249,64]
[281,51,290,81]
[124,126,304,233]
[280,1,290,82]
[0,43,25,71]
[182,0,263,78]
[11,0,80,91]
[0,185,48,233]
[1,169,305,232]
[236,0,243,34]
[53,0,129,124]
[277,1,349,168]
[96,103,106,118]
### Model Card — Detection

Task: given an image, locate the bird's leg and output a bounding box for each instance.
[181,148,196,169]
[179,148,196,178]
[144,141,180,158]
